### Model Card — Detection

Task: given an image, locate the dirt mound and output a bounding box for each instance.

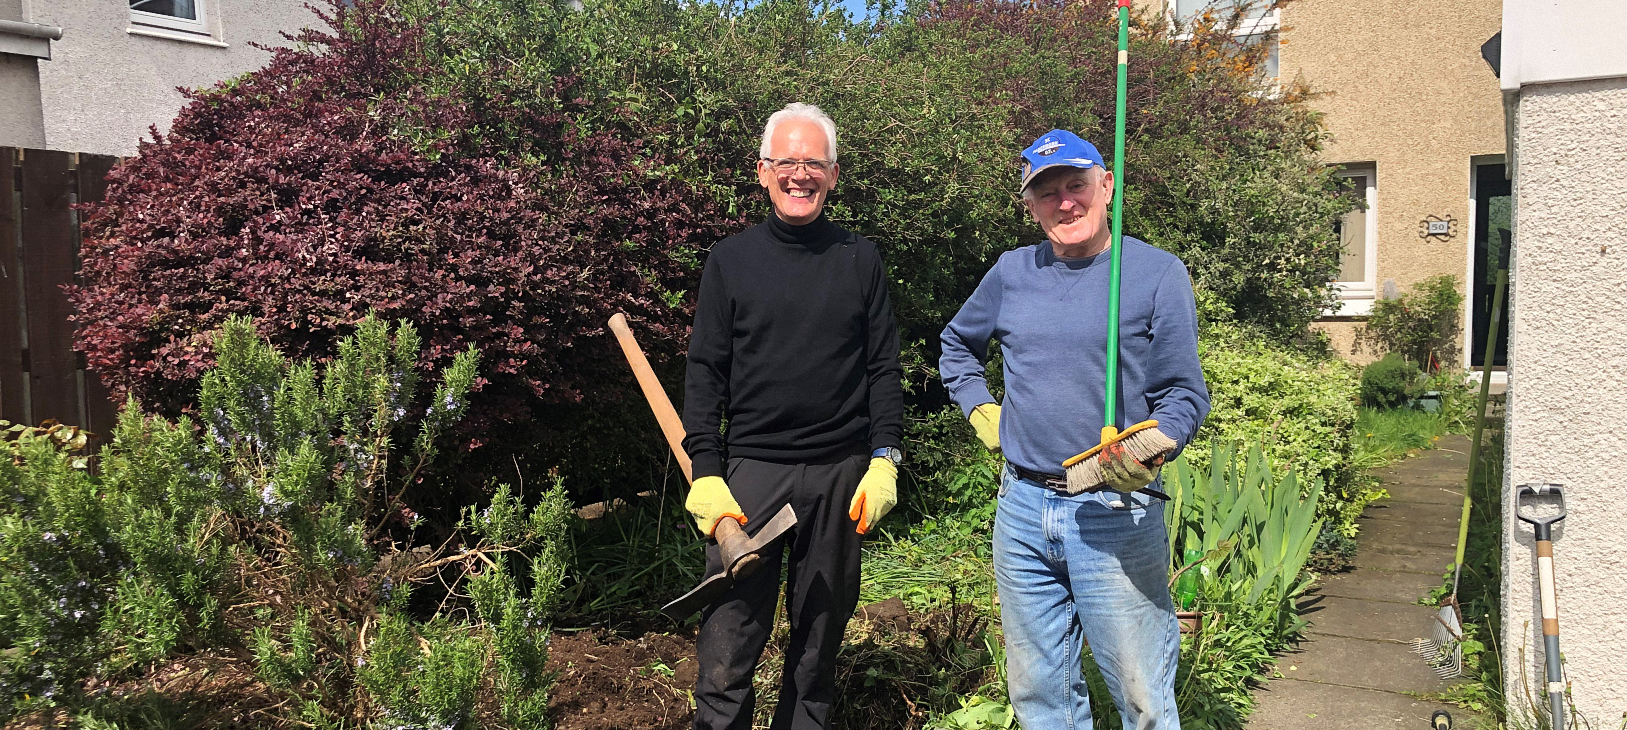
[547,629,699,730]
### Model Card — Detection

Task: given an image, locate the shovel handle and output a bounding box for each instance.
[1516,484,1567,539]
[1516,484,1567,729]
[608,313,694,485]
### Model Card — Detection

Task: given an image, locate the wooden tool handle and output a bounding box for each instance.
[608,313,694,485]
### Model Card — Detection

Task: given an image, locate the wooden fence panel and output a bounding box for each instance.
[77,154,120,437]
[20,149,80,427]
[0,148,23,423]
[0,147,124,434]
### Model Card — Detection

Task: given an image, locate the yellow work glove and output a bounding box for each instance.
[685,475,746,537]
[847,458,898,535]
[1099,428,1173,492]
[969,403,1001,453]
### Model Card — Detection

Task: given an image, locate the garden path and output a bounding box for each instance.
[1246,435,1474,730]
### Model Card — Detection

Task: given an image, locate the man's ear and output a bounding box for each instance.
[756,159,774,189]
[827,162,839,190]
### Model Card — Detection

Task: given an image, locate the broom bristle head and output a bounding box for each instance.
[1062,427,1178,495]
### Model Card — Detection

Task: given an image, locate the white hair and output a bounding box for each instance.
[759,103,839,163]
[1021,164,1105,201]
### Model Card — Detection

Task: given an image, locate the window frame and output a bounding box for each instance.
[1166,4,1282,85]
[1332,164,1379,315]
[129,0,211,36]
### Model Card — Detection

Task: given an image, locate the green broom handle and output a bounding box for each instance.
[1105,0,1130,431]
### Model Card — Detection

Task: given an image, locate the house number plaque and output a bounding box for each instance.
[1419,214,1457,240]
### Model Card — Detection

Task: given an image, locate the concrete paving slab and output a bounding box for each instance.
[1352,548,1453,575]
[1267,633,1455,695]
[1299,595,1442,644]
[1362,498,1463,523]
[1355,517,1461,549]
[1246,678,1465,730]
[1317,569,1441,605]
[1360,540,1456,560]
[1376,484,1466,506]
[1245,441,1476,730]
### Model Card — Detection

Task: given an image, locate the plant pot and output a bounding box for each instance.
[1177,611,1202,634]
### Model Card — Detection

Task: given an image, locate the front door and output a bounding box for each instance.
[1470,162,1511,368]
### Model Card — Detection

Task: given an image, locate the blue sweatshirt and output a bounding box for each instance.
[939,237,1211,477]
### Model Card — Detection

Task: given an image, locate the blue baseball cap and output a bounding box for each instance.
[1019,129,1105,192]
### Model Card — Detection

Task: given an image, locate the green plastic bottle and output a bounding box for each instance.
[1174,548,1203,610]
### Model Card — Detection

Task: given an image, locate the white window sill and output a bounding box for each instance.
[127,25,228,48]
[1321,294,1374,318]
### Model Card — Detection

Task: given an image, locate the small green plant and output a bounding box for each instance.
[0,315,574,727]
[1165,442,1325,642]
[1304,527,1358,574]
[1359,274,1465,370]
[1361,353,1424,408]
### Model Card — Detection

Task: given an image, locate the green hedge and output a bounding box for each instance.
[1190,322,1363,531]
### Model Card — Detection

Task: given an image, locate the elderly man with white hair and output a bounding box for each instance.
[680,102,905,730]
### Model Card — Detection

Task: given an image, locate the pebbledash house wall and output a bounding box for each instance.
[1498,0,1627,720]
[7,0,312,156]
[1278,0,1506,364]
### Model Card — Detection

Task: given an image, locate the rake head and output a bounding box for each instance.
[1411,602,1465,679]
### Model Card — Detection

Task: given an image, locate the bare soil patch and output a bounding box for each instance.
[546,629,699,730]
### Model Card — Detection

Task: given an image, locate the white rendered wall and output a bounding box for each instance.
[1501,75,1627,725]
[27,0,313,157]
[1499,0,1627,91]
[0,52,44,148]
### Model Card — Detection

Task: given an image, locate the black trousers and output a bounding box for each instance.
[692,452,868,730]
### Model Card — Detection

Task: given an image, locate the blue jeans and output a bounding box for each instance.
[994,466,1181,730]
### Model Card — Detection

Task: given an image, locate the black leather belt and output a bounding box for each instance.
[1011,464,1069,491]
[1009,463,1171,501]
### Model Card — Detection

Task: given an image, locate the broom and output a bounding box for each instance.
[1062,0,1177,495]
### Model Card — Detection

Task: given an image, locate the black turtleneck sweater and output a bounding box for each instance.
[681,213,905,480]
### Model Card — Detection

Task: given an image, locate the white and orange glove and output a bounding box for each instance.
[685,476,746,537]
[848,458,898,535]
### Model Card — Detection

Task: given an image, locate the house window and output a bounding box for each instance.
[1171,1,1281,83]
[1333,166,1378,313]
[129,0,209,35]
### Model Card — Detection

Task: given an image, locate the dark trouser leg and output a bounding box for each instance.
[771,454,867,730]
[692,458,797,730]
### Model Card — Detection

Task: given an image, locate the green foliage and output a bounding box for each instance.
[1359,274,1465,369]
[365,0,1355,495]
[1147,441,1327,728]
[901,406,1004,532]
[1303,527,1357,574]
[1166,442,1324,641]
[1193,321,1365,533]
[0,316,574,727]
[0,404,221,712]
[1360,353,1423,409]
[1352,405,1452,468]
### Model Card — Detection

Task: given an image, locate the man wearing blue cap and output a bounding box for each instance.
[938,130,1210,729]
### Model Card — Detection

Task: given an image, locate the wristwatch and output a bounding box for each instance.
[872,446,904,467]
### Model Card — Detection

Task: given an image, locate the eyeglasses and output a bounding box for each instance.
[762,158,834,176]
